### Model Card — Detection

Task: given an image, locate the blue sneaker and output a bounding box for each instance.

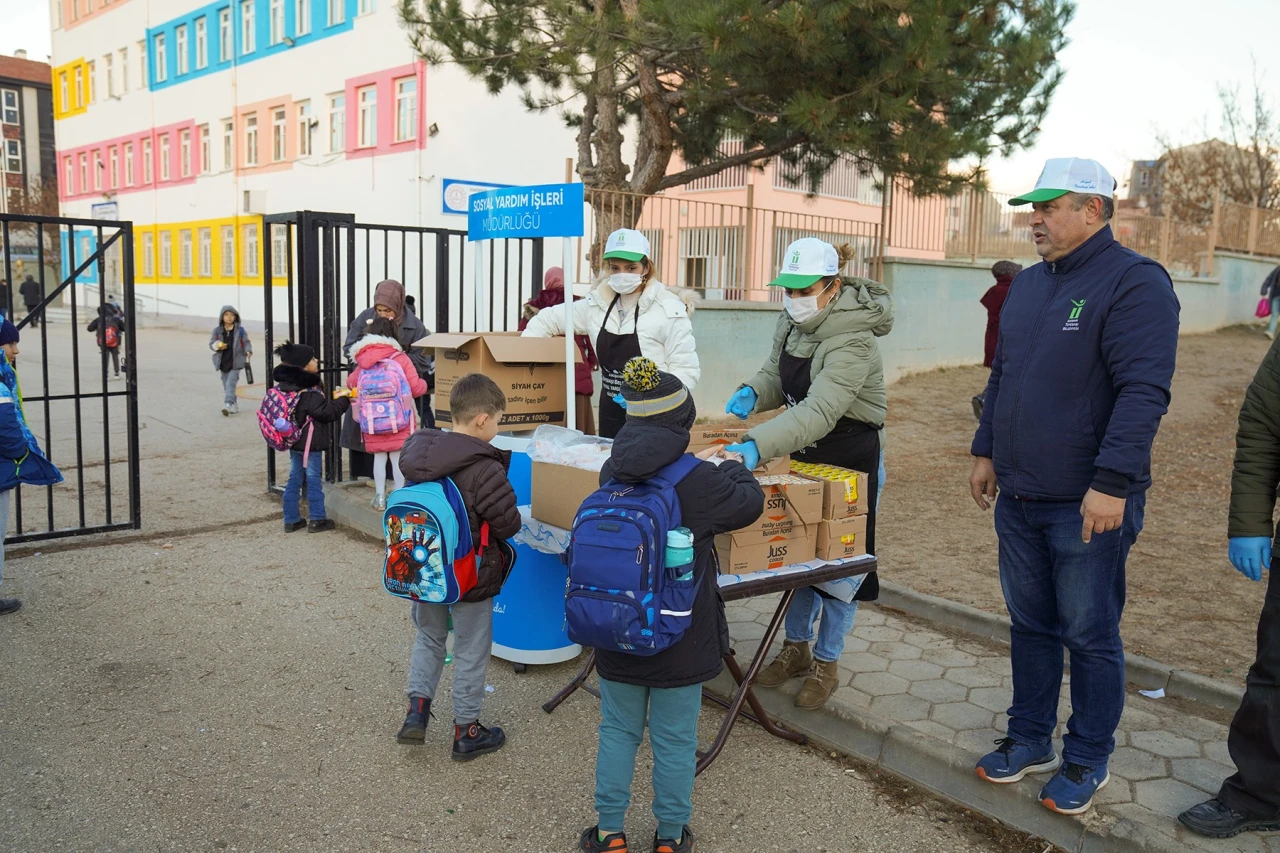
[1039,762,1110,815]
[975,736,1061,784]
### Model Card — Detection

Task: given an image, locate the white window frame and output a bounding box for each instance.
[142,137,153,182]
[243,223,260,277]
[328,0,344,26]
[180,128,191,177]
[296,0,311,35]
[74,65,84,106]
[394,76,416,142]
[180,229,193,277]
[271,224,288,277]
[328,93,344,153]
[159,231,172,277]
[87,59,96,102]
[4,140,21,174]
[124,142,134,185]
[92,149,102,190]
[199,228,213,277]
[103,54,114,98]
[357,85,376,148]
[270,0,284,45]
[222,119,234,170]
[64,156,74,193]
[241,0,256,54]
[159,134,170,180]
[272,107,286,161]
[221,225,235,276]
[138,40,147,90]
[79,152,88,190]
[199,125,211,174]
[219,9,232,61]
[244,114,258,166]
[119,47,129,92]
[142,232,154,277]
[175,25,188,75]
[358,0,373,13]
[58,73,69,113]
[296,100,312,156]
[108,145,119,188]
[195,17,208,69]
[153,34,166,83]
[0,89,18,125]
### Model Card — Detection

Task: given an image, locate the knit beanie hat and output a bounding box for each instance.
[0,318,19,347]
[620,356,696,429]
[274,340,315,368]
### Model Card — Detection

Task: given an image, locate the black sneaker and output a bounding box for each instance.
[308,519,335,533]
[396,696,431,744]
[653,826,694,853]
[1178,798,1280,839]
[0,598,21,615]
[284,520,307,533]
[451,721,506,761]
[578,826,628,852]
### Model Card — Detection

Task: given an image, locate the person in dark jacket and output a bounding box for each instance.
[579,357,764,853]
[1178,339,1280,839]
[272,342,351,533]
[395,373,521,761]
[87,304,126,381]
[1260,265,1280,340]
[971,260,1021,419]
[519,266,599,434]
[19,275,43,327]
[969,158,1180,815]
[209,305,252,416]
[0,318,62,615]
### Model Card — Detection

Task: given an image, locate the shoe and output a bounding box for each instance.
[308,519,336,533]
[283,520,307,533]
[755,640,812,688]
[371,493,387,511]
[1039,762,1109,815]
[1179,798,1280,839]
[228,402,239,415]
[451,721,506,761]
[221,405,230,417]
[0,598,21,615]
[971,394,985,420]
[652,826,694,853]
[396,696,431,744]
[579,826,628,852]
[975,737,1061,784]
[795,658,841,710]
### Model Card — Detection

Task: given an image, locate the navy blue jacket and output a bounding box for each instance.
[0,358,62,492]
[972,226,1180,500]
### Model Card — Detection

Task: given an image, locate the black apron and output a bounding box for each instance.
[779,347,881,601]
[595,296,643,439]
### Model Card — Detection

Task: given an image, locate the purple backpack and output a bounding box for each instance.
[356,357,415,435]
[258,387,316,461]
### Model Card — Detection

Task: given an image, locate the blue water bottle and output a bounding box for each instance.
[665,527,695,582]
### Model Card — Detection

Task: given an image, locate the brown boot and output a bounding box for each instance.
[755,640,812,687]
[795,658,841,710]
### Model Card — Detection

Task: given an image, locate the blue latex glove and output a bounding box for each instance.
[725,387,758,421]
[613,393,627,410]
[725,441,760,472]
[1228,537,1272,582]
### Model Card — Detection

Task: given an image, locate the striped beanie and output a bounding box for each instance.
[621,357,696,428]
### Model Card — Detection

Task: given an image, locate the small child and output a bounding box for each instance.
[210,305,252,416]
[396,373,522,759]
[972,260,1021,420]
[579,357,764,853]
[272,341,351,533]
[86,303,125,381]
[347,317,429,509]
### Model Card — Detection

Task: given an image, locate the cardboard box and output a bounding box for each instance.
[815,514,869,561]
[715,529,817,575]
[725,475,823,543]
[529,461,602,530]
[790,461,870,518]
[688,425,789,475]
[432,333,581,428]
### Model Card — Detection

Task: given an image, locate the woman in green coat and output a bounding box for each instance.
[724,237,892,711]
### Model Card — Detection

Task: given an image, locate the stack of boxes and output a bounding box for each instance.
[791,461,871,561]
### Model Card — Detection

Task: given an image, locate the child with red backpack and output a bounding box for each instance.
[86,304,125,381]
[268,342,351,533]
[347,318,429,510]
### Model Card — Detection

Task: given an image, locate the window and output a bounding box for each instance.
[138,40,146,89]
[93,149,102,190]
[159,133,170,180]
[296,0,310,34]
[328,93,344,152]
[159,231,172,277]
[119,47,128,91]
[180,129,191,177]
[154,34,166,83]
[272,107,286,161]
[199,124,211,173]
[243,223,259,276]
[328,0,344,25]
[64,156,74,193]
[87,59,96,102]
[394,77,416,142]
[74,66,83,107]
[357,85,376,147]
[221,225,235,276]
[358,0,373,13]
[124,142,134,185]
[180,230,193,277]
[270,224,288,276]
[142,137,152,182]
[244,114,258,166]
[79,153,88,191]
[199,228,213,276]
[296,100,312,156]
[222,119,234,170]
[4,140,20,174]
[104,54,114,98]
[0,90,17,125]
[108,146,119,188]
[195,18,208,69]
[176,25,188,75]
[241,0,255,54]
[55,0,63,27]
[219,9,232,61]
[142,232,154,277]
[270,0,284,44]
[58,72,68,111]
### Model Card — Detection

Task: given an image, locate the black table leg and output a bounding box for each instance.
[543,649,597,713]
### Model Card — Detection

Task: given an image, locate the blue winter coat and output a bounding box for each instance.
[972,226,1180,500]
[0,356,62,492]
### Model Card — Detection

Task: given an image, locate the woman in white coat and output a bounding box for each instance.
[522,228,700,438]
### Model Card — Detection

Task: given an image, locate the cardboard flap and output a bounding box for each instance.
[485,335,578,365]
[718,530,794,548]
[428,332,484,350]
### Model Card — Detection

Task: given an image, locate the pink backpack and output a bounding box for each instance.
[356,357,415,435]
[258,387,316,462]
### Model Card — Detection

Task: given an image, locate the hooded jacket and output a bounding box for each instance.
[981,275,1014,369]
[346,334,430,453]
[271,364,351,451]
[398,429,522,602]
[209,305,252,371]
[593,422,765,689]
[87,304,126,348]
[0,355,62,492]
[742,279,894,461]
[521,278,701,391]
[1261,266,1280,302]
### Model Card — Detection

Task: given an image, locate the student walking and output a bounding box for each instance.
[210,305,252,415]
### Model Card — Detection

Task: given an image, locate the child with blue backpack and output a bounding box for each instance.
[395,372,521,759]
[576,357,764,853]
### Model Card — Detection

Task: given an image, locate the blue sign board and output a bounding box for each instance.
[442,178,511,216]
[467,183,585,241]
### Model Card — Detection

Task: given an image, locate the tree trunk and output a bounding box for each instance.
[584,188,648,276]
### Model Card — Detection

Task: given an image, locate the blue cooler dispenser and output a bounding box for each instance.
[489,435,581,667]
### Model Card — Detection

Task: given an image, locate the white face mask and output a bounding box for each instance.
[783,282,834,324]
[608,272,644,295]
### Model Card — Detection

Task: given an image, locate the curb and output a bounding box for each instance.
[877,581,1245,713]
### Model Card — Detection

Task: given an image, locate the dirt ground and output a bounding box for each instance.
[878,325,1273,687]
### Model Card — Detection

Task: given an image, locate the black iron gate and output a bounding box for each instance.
[261,211,544,491]
[0,213,141,542]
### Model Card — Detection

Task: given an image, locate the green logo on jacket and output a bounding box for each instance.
[1068,299,1086,321]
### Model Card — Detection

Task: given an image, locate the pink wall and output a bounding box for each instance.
[59,118,199,200]
[62,0,139,32]
[343,61,427,160]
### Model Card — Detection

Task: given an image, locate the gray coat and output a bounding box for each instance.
[339,308,433,451]
[209,305,252,372]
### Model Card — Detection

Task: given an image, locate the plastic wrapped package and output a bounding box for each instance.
[528,425,614,472]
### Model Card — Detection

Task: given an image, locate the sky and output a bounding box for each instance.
[1,0,1277,196]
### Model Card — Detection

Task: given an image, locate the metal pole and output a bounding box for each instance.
[564,158,577,432]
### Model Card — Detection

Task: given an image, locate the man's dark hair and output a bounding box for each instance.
[450,373,507,423]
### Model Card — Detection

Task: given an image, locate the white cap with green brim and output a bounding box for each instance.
[602,228,651,262]
[1009,157,1115,206]
[768,237,840,289]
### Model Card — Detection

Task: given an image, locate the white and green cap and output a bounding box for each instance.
[769,237,839,289]
[1009,157,1115,206]
[602,228,651,263]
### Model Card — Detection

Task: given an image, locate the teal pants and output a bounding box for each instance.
[595,677,703,840]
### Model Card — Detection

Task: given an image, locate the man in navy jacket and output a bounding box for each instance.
[968,158,1180,815]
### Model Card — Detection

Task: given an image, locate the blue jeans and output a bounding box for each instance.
[995,493,1145,767]
[1270,297,1280,336]
[283,450,325,523]
[595,678,703,840]
[786,586,860,663]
